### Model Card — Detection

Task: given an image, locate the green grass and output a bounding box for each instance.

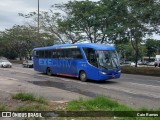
[65,96,159,120]
[9,93,160,120]
[12,92,49,113]
[12,92,47,104]
[0,103,7,111]
[15,103,49,111]
[67,96,133,111]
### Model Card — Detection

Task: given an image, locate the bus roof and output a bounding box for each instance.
[33,43,115,51]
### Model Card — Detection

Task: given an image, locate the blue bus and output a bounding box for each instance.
[32,43,121,81]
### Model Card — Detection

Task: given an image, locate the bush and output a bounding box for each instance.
[121,66,160,77]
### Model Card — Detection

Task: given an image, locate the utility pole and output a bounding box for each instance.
[37,0,40,40]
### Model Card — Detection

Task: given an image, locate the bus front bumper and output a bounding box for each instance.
[99,70,121,80]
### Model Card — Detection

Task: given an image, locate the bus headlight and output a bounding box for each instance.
[100,71,107,75]
[118,70,121,73]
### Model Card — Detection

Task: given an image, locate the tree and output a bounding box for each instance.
[145,39,159,61]
[121,0,159,67]
[99,0,129,44]
[0,25,54,59]
[62,0,104,43]
[54,0,129,44]
[19,11,66,44]
[156,40,160,54]
[4,0,159,63]
[0,25,33,59]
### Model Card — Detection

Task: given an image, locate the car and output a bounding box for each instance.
[122,61,135,66]
[147,62,155,66]
[22,60,33,68]
[0,59,12,68]
[138,61,147,65]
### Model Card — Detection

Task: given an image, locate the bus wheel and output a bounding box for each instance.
[79,71,87,82]
[46,68,52,76]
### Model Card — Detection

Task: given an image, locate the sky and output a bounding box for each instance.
[0,0,159,39]
[0,0,85,31]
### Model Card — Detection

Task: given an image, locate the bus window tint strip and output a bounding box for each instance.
[35,48,83,59]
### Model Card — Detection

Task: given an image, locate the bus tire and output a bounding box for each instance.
[79,71,87,82]
[46,67,52,76]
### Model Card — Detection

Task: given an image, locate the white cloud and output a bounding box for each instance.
[0,0,72,31]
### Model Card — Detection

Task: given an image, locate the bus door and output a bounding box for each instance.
[83,48,99,80]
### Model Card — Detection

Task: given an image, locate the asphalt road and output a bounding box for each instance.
[0,64,160,109]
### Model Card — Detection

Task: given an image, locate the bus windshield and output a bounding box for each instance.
[97,50,120,70]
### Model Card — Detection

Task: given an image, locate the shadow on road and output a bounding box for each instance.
[36,73,118,85]
[29,73,119,97]
[29,80,97,98]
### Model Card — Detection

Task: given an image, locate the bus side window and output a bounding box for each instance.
[45,50,48,58]
[45,50,52,58]
[53,50,56,58]
[48,50,52,58]
[39,50,45,58]
[61,49,66,58]
[34,50,39,58]
[72,48,83,59]
[56,49,61,59]
[65,49,72,59]
[83,48,89,60]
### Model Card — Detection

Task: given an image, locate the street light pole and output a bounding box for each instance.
[38,0,39,40]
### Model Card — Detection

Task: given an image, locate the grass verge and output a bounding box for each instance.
[2,93,159,120]
[12,92,47,104]
[0,102,7,111]
[15,103,49,111]
[121,66,160,77]
[65,96,160,120]
[67,96,133,111]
